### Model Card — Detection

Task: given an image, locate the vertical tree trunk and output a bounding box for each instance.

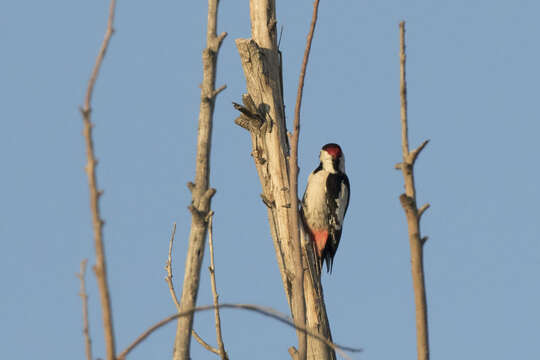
[234,1,335,358]
[398,21,430,360]
[172,1,226,359]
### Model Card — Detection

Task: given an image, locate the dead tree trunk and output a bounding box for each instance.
[397,21,430,360]
[234,1,335,359]
[172,0,226,358]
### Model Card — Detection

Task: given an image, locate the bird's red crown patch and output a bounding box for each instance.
[322,143,342,158]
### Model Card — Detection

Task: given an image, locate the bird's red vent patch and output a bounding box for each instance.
[311,229,329,258]
[322,143,342,158]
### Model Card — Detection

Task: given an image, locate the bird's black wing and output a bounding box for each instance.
[323,172,350,272]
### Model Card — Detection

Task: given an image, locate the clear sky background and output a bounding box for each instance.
[1,0,539,359]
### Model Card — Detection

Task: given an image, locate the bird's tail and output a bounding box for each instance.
[323,251,334,273]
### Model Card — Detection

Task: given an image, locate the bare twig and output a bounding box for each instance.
[83,0,116,112]
[212,84,227,99]
[410,140,429,164]
[289,2,321,359]
[192,331,220,355]
[76,260,93,360]
[165,223,220,355]
[398,21,430,360]
[118,303,362,360]
[207,212,229,360]
[165,223,181,310]
[173,0,227,358]
[418,203,430,220]
[292,0,320,136]
[80,2,117,360]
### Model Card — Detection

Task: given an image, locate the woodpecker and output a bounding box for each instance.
[301,143,350,273]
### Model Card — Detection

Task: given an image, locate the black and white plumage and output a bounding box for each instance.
[301,143,350,273]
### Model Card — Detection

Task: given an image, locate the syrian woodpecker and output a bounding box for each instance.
[301,143,350,273]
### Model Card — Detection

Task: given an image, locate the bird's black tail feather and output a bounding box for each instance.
[323,250,334,273]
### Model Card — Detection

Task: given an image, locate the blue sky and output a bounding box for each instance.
[1,0,539,359]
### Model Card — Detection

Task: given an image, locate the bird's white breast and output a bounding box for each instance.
[302,170,331,230]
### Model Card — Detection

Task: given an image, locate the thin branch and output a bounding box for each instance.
[192,332,220,355]
[83,0,117,112]
[173,0,226,357]
[80,1,117,360]
[418,203,430,219]
[212,84,227,99]
[76,259,93,360]
[165,223,181,310]
[399,21,409,158]
[398,21,430,360]
[165,223,220,355]
[118,303,362,360]
[289,347,299,360]
[289,2,321,359]
[207,212,229,360]
[292,0,320,138]
[409,139,430,164]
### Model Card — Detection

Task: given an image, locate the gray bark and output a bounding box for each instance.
[234,2,335,357]
[172,0,226,358]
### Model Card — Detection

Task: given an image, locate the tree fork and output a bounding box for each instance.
[234,1,334,358]
[172,0,227,358]
[397,21,431,360]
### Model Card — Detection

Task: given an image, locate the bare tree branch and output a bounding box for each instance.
[165,223,221,355]
[165,223,181,310]
[192,331,220,356]
[76,260,93,360]
[172,0,226,358]
[398,21,430,360]
[82,0,116,112]
[207,212,229,360]
[80,1,117,359]
[418,203,430,220]
[289,1,322,359]
[118,303,362,360]
[292,0,320,137]
[410,139,429,164]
